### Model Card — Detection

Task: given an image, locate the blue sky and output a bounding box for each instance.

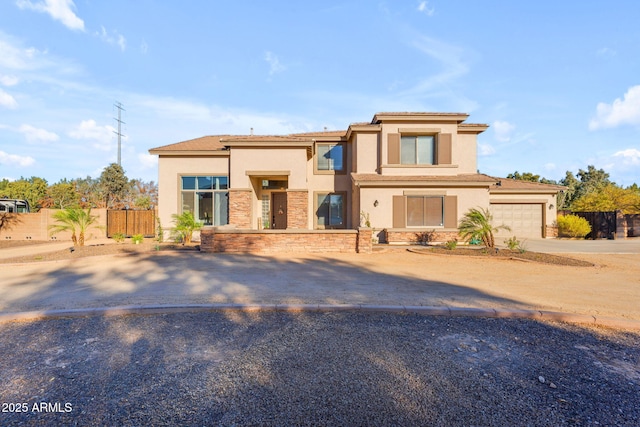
[1,0,639,186]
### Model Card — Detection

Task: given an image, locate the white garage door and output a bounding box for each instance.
[490,204,543,239]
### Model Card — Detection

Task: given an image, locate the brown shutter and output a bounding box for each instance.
[437,133,452,165]
[388,133,400,164]
[392,195,406,228]
[444,195,457,228]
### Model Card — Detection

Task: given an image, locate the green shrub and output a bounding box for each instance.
[132,234,144,244]
[444,239,458,250]
[112,232,126,243]
[504,236,520,250]
[557,214,591,238]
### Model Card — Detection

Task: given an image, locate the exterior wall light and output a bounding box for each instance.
[373,200,379,207]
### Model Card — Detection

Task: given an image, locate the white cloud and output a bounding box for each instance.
[16,0,85,31]
[0,75,19,86]
[19,124,59,142]
[417,1,435,16]
[402,35,468,95]
[137,153,157,169]
[492,120,516,142]
[478,143,495,156]
[264,51,285,76]
[613,148,640,166]
[96,26,127,52]
[589,85,640,130]
[544,162,557,171]
[0,35,47,70]
[0,89,18,109]
[596,47,616,57]
[69,119,115,150]
[0,150,35,167]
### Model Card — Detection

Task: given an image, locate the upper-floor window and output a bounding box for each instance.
[316,143,344,172]
[401,135,435,165]
[181,175,228,226]
[387,132,452,166]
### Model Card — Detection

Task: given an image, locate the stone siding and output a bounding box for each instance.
[545,225,558,238]
[383,229,460,245]
[356,227,373,254]
[286,190,308,229]
[228,190,252,228]
[201,228,367,253]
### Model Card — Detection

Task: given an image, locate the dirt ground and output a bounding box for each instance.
[1,240,639,322]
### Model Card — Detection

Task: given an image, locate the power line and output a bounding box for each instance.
[113,101,126,166]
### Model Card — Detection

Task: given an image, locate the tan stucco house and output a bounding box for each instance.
[149,112,563,251]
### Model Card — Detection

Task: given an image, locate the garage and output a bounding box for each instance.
[490,203,543,239]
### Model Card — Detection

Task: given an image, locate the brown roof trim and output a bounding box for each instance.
[372,112,469,124]
[458,123,489,134]
[149,135,228,154]
[352,173,497,188]
[489,177,566,193]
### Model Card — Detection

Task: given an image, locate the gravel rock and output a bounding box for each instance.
[0,312,638,426]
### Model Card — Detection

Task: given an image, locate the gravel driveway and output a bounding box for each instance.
[1,311,639,426]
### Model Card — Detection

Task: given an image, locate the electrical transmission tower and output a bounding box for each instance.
[113,101,126,166]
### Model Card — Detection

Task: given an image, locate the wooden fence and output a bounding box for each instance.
[107,210,156,238]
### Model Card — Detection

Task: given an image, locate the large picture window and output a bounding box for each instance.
[401,135,435,165]
[316,192,346,229]
[181,175,228,226]
[406,196,443,227]
[316,143,344,172]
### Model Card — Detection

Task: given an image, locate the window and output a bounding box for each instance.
[401,135,435,165]
[316,192,346,228]
[180,176,228,226]
[316,143,344,172]
[406,196,443,227]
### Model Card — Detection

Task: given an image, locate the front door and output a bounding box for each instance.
[272,192,287,229]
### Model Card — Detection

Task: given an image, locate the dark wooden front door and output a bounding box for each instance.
[272,192,287,229]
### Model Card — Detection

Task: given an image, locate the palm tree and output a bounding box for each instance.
[458,207,510,248]
[49,208,102,246]
[171,211,203,244]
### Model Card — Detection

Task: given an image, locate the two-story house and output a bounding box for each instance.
[149,112,563,252]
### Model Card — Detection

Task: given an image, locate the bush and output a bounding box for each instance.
[415,229,436,245]
[504,236,520,250]
[444,239,458,250]
[557,214,591,238]
[112,232,126,243]
[132,234,144,244]
[504,236,527,253]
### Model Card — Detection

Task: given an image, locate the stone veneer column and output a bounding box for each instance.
[228,189,252,228]
[357,227,373,254]
[286,190,308,229]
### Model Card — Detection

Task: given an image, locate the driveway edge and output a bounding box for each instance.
[1,304,639,330]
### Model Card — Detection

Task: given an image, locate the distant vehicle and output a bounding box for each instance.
[0,199,30,213]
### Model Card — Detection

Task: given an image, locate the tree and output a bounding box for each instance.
[171,211,203,244]
[0,177,48,212]
[128,179,158,209]
[100,163,131,209]
[49,208,103,246]
[458,207,510,248]
[559,166,612,210]
[507,171,541,182]
[572,184,640,214]
[41,180,80,209]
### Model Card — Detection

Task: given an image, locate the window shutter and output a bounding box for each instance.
[444,195,457,228]
[388,133,400,164]
[437,133,452,165]
[392,195,406,228]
